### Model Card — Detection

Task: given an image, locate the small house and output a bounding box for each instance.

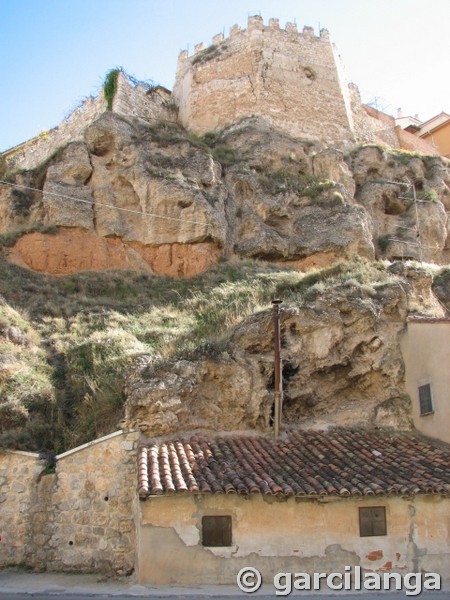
[137,428,450,586]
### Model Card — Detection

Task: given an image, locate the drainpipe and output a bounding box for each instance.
[272,299,283,438]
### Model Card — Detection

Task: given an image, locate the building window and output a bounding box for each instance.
[201,515,232,546]
[418,383,433,415]
[359,507,387,537]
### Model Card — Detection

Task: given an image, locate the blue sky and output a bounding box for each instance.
[1,0,449,152]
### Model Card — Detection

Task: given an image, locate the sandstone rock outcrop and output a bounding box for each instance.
[124,263,443,438]
[348,146,450,263]
[2,111,450,446]
[2,113,449,276]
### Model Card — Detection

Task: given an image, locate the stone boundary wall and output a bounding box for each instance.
[396,126,440,156]
[0,450,45,566]
[2,74,176,173]
[0,430,139,574]
[350,90,440,155]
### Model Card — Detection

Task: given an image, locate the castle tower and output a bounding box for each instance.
[173,16,355,145]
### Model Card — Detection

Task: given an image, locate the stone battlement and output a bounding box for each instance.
[2,15,435,172]
[178,16,330,61]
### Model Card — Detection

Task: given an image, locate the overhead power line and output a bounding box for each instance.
[0,180,211,228]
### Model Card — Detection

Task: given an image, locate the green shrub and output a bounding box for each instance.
[191,44,220,66]
[378,234,392,252]
[259,168,334,197]
[212,146,238,166]
[417,189,438,203]
[103,68,122,111]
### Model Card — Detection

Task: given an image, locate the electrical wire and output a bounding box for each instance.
[0,180,211,227]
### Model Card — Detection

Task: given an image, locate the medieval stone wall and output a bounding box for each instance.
[0,430,139,574]
[3,95,107,172]
[3,74,176,172]
[113,72,176,125]
[173,16,355,145]
[3,18,441,175]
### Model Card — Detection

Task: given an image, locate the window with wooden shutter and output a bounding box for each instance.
[418,383,433,415]
[359,506,387,537]
[201,515,232,546]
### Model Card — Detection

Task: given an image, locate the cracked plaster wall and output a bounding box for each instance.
[401,320,450,444]
[137,493,450,585]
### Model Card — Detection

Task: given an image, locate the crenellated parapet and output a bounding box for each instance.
[177,15,331,63]
[173,15,353,145]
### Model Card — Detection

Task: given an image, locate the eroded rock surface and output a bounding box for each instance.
[124,266,442,437]
[3,114,449,276]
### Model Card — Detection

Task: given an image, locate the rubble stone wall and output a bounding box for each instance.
[3,73,175,172]
[3,95,107,171]
[0,450,45,566]
[0,430,139,574]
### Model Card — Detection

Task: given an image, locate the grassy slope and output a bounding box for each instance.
[0,255,404,453]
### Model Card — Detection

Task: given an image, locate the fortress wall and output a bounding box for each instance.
[348,85,393,145]
[174,16,355,145]
[3,74,176,173]
[3,94,107,172]
[350,91,438,155]
[112,71,177,125]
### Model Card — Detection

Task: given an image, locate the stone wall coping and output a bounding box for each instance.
[407,316,450,323]
[56,430,129,460]
[2,135,43,157]
[0,449,41,458]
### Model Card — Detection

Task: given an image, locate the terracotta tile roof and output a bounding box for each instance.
[138,429,450,499]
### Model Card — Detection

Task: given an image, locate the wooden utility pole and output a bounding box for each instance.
[272,299,283,438]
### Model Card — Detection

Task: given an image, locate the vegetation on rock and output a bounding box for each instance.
[103,68,121,111]
[1,112,450,452]
[1,249,431,452]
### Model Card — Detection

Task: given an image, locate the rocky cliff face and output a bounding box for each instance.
[124,262,443,438]
[1,112,450,447]
[2,113,450,277]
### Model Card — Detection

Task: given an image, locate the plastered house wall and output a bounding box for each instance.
[137,493,450,585]
[0,430,139,573]
[400,319,450,444]
[420,123,450,158]
[173,16,356,145]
